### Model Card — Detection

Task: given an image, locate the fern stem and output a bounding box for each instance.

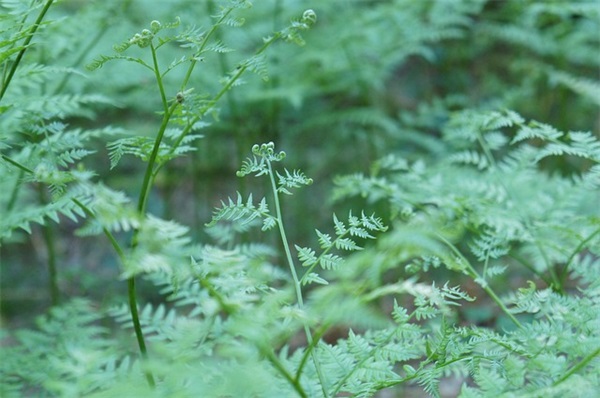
[165,32,282,163]
[127,277,155,387]
[137,101,179,214]
[5,169,25,212]
[2,137,160,387]
[192,266,308,397]
[0,0,55,101]
[262,346,308,398]
[558,226,600,284]
[1,155,34,173]
[71,198,126,261]
[265,160,328,397]
[195,273,237,314]
[508,252,552,286]
[330,327,399,396]
[69,199,156,386]
[436,233,523,329]
[294,323,331,382]
[37,185,59,306]
[553,346,600,387]
[124,99,179,387]
[150,42,168,112]
[180,5,236,91]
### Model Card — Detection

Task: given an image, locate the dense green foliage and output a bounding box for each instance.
[1,0,599,397]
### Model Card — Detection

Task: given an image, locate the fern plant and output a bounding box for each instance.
[2,1,599,398]
[331,108,600,395]
[2,0,318,389]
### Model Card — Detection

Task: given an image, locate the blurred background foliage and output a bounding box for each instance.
[1,0,599,324]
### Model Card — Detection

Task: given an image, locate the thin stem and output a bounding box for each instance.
[179,6,236,91]
[127,277,155,387]
[509,252,552,286]
[137,101,179,215]
[0,0,55,101]
[266,160,328,397]
[1,155,34,173]
[123,98,179,388]
[266,161,304,307]
[158,65,250,172]
[559,227,600,283]
[294,323,331,382]
[164,33,282,163]
[6,169,25,212]
[262,346,308,398]
[195,273,237,315]
[150,42,168,112]
[70,198,155,387]
[192,266,307,397]
[71,198,125,261]
[553,346,600,387]
[37,185,59,306]
[436,233,523,329]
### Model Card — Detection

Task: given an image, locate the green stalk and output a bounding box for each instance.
[436,233,523,329]
[559,226,600,283]
[179,5,236,91]
[124,99,179,388]
[192,266,308,397]
[265,160,328,397]
[2,154,34,173]
[150,42,168,112]
[137,101,179,214]
[163,33,282,166]
[262,346,308,398]
[553,346,600,387]
[0,154,156,377]
[5,169,25,212]
[38,185,59,306]
[70,198,155,388]
[0,0,55,101]
[294,323,330,382]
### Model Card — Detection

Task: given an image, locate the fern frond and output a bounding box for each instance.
[86,54,153,72]
[299,212,386,286]
[206,192,276,231]
[236,156,268,177]
[276,169,313,195]
[122,215,192,278]
[0,193,82,238]
[548,69,600,106]
[535,131,600,163]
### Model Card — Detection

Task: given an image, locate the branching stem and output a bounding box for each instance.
[436,233,523,329]
[265,160,329,397]
[0,0,55,101]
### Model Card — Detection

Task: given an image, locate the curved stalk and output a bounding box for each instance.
[0,0,55,101]
[436,233,523,329]
[265,160,328,397]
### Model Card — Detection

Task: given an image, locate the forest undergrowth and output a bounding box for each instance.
[1,1,599,397]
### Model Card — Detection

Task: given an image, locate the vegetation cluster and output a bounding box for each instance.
[1,0,599,397]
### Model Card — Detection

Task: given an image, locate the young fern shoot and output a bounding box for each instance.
[84,4,317,386]
[207,142,388,396]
